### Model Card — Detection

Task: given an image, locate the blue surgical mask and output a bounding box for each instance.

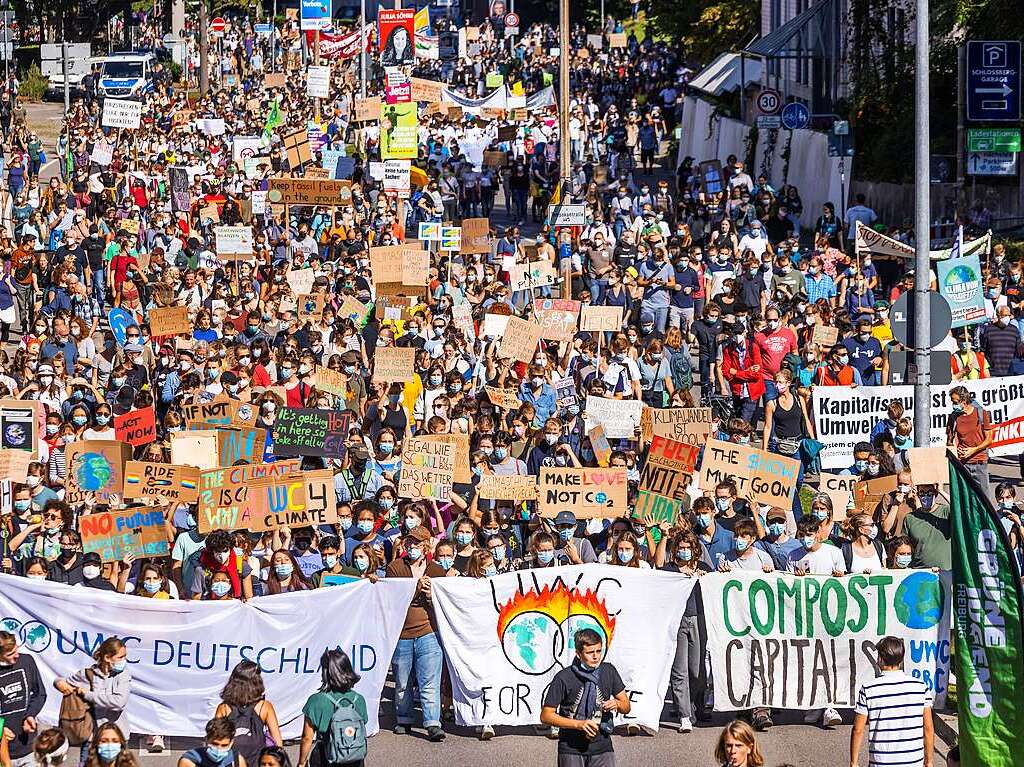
[354,557,369,572]
[206,746,231,762]
[697,513,712,529]
[274,564,294,579]
[484,566,498,577]
[455,532,473,546]
[895,554,913,568]
[812,509,829,521]
[536,550,554,564]
[617,549,633,563]
[767,522,786,538]
[13,499,31,512]
[491,546,506,561]
[112,660,127,673]
[407,547,423,561]
[800,536,817,549]
[438,556,454,570]
[429,375,443,387]
[715,497,731,512]
[339,518,353,531]
[676,548,693,562]
[357,520,374,534]
[379,498,394,511]
[404,516,419,530]
[143,580,161,594]
[735,539,749,552]
[558,527,572,541]
[323,555,338,568]
[378,443,394,455]
[72,415,88,426]
[920,494,936,509]
[97,744,122,762]
[210,581,231,597]
[493,447,508,461]
[96,415,110,426]
[895,435,912,449]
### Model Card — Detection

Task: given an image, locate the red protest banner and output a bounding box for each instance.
[114,407,157,447]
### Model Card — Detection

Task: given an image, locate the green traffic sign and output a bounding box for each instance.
[967,128,1021,153]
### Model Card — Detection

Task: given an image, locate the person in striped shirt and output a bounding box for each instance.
[850,636,934,767]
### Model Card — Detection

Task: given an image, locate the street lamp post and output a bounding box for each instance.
[913,0,931,444]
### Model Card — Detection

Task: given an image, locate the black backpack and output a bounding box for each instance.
[226,703,265,767]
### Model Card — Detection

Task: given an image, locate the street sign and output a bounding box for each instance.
[891,291,952,349]
[210,16,226,33]
[967,128,1021,152]
[504,12,519,26]
[756,88,781,115]
[756,115,781,129]
[548,204,587,227]
[966,40,1021,122]
[966,151,1018,176]
[254,23,272,34]
[780,102,809,130]
[888,351,953,386]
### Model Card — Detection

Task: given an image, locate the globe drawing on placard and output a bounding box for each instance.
[894,571,944,630]
[942,264,979,304]
[19,621,51,652]
[501,611,562,675]
[74,452,114,492]
[4,423,27,447]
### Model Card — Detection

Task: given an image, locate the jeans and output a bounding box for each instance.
[963,461,990,495]
[733,396,758,427]
[642,304,669,333]
[698,358,714,399]
[92,265,107,307]
[14,282,34,332]
[512,189,528,220]
[669,614,704,721]
[558,755,616,767]
[587,277,608,305]
[392,631,443,728]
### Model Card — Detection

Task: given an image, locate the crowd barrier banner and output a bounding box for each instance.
[703,570,952,711]
[0,575,415,738]
[431,564,696,731]
[811,378,1024,469]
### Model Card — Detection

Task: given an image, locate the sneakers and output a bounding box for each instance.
[479,724,494,740]
[822,708,842,728]
[146,735,165,753]
[546,725,561,739]
[678,717,693,733]
[625,723,641,736]
[752,710,773,731]
[427,725,446,742]
[393,724,408,735]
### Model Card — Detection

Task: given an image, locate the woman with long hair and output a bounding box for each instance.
[213,660,284,767]
[714,720,765,767]
[297,650,367,767]
[264,550,311,595]
[84,724,137,767]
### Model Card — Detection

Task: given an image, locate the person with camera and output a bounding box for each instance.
[540,629,631,767]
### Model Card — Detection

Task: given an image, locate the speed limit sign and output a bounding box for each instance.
[756,89,782,116]
[504,12,520,26]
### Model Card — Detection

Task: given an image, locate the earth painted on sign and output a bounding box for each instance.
[942,264,980,303]
[4,423,27,447]
[0,618,51,652]
[894,572,944,630]
[501,612,608,674]
[74,452,114,491]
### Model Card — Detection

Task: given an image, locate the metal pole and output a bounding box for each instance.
[600,0,604,32]
[271,0,277,71]
[359,0,366,97]
[913,0,931,446]
[955,44,965,190]
[314,27,321,122]
[739,53,746,122]
[62,41,69,114]
[199,0,209,95]
[558,0,570,199]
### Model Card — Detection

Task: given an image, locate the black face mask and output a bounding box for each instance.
[294,539,312,552]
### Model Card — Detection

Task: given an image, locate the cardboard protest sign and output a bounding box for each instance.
[245,469,338,531]
[214,225,254,257]
[0,400,40,459]
[150,306,191,336]
[608,32,627,47]
[402,249,430,286]
[818,472,856,520]
[354,96,381,122]
[212,425,266,466]
[460,217,490,254]
[640,407,714,445]
[534,299,580,341]
[297,293,326,324]
[337,295,369,326]
[906,447,950,486]
[538,467,628,518]
[580,305,623,331]
[114,407,157,447]
[286,267,316,294]
[0,450,32,482]
[425,433,471,484]
[314,366,348,396]
[485,386,522,410]
[102,98,143,129]
[267,178,353,206]
[638,435,698,501]
[273,408,350,458]
[588,425,612,467]
[410,77,444,103]
[123,461,200,503]
[399,436,455,500]
[66,441,132,501]
[265,72,286,88]
[554,377,578,416]
[634,489,684,525]
[811,324,839,348]
[80,507,169,563]
[477,474,538,501]
[498,317,543,363]
[170,431,219,470]
[181,399,240,426]
[197,460,303,532]
[853,474,898,515]
[483,150,507,168]
[699,438,800,508]
[374,346,416,382]
[584,395,643,439]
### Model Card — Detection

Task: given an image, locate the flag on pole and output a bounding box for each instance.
[414,6,431,35]
[263,99,283,141]
[948,456,1024,767]
[950,224,964,260]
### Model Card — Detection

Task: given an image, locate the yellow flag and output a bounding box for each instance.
[511,81,524,96]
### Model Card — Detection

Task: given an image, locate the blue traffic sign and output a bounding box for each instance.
[967,40,1021,122]
[781,102,809,130]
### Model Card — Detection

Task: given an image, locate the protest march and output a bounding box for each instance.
[0,2,1021,767]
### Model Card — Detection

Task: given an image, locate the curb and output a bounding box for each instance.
[934,711,958,748]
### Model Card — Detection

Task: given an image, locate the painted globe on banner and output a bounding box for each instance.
[894,572,944,630]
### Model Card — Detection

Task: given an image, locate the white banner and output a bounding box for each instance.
[431,565,695,731]
[854,221,992,261]
[215,225,255,256]
[101,99,142,130]
[703,570,951,710]
[382,159,411,196]
[306,65,331,98]
[0,575,414,737]
[812,377,1024,469]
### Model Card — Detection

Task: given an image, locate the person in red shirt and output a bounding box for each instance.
[755,305,799,399]
[717,322,766,425]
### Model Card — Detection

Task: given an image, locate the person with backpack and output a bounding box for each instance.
[296,650,367,767]
[213,661,283,767]
[54,637,131,767]
[178,717,247,767]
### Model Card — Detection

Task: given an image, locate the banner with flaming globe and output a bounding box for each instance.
[431,564,696,731]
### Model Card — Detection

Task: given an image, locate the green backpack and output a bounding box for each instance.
[323,692,367,765]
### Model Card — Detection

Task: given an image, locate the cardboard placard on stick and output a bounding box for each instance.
[477,474,538,501]
[425,433,471,484]
[638,435,698,501]
[818,472,857,521]
[485,386,522,410]
[197,460,302,532]
[0,450,32,482]
[114,407,157,447]
[633,489,684,525]
[906,447,951,486]
[640,407,714,445]
[170,431,219,470]
[812,325,840,349]
[373,346,416,382]
[123,461,201,503]
[150,306,190,336]
[580,305,623,331]
[534,299,580,342]
[538,467,628,518]
[498,316,543,363]
[398,436,455,500]
[699,438,800,508]
[853,474,898,515]
[460,217,490,254]
[244,469,338,531]
[65,440,132,501]
[80,507,169,563]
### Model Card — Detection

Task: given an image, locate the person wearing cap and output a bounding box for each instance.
[385,526,447,742]
[79,552,117,592]
[550,511,597,565]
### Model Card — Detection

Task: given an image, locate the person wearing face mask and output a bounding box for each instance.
[46,530,85,585]
[55,637,131,764]
[23,464,58,511]
[518,364,556,426]
[413,365,446,429]
[10,501,66,568]
[179,717,246,767]
[945,385,994,491]
[839,513,885,574]
[384,526,447,742]
[77,552,116,592]
[901,483,951,570]
[816,343,861,387]
[488,432,528,481]
[288,529,324,580]
[310,537,359,587]
[886,536,917,570]
[979,306,1020,376]
[753,307,798,402]
[549,511,597,565]
[0,630,46,767]
[717,321,765,424]
[842,320,883,386]
[264,549,311,595]
[753,508,800,571]
[601,337,643,401]
[187,530,253,601]
[950,332,990,380]
[692,496,736,564]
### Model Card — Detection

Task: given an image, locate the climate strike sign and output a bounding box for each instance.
[703,570,952,711]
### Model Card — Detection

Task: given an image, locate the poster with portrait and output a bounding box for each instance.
[378,9,415,66]
[379,101,418,160]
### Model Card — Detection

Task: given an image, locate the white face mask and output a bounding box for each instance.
[83,565,101,580]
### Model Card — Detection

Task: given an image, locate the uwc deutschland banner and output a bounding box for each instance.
[703,569,952,710]
[0,576,415,737]
[431,564,696,731]
[949,457,1024,767]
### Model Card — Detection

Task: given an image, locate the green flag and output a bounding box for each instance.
[263,100,282,140]
[949,456,1024,767]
